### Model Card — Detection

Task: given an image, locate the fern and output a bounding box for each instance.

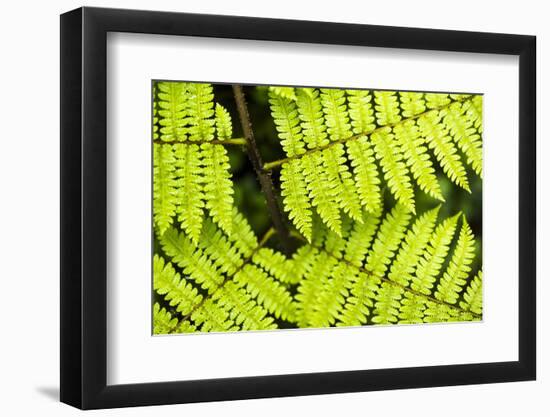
[267,88,481,237]
[153,81,235,239]
[152,82,483,335]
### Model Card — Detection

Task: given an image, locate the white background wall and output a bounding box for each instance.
[0,0,545,415]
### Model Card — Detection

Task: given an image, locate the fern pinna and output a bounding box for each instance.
[152,81,483,334]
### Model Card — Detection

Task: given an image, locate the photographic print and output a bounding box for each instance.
[152,82,483,335]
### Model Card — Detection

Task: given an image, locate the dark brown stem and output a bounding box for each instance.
[232,84,292,254]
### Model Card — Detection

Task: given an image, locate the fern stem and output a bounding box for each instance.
[263,95,475,171]
[232,84,293,254]
[153,138,247,146]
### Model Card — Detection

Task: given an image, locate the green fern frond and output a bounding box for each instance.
[234,264,296,321]
[441,102,483,177]
[344,210,382,267]
[417,111,470,192]
[393,120,444,201]
[173,143,204,243]
[201,143,234,234]
[269,86,297,101]
[320,88,353,141]
[460,270,483,315]
[302,152,342,235]
[280,160,313,240]
[157,81,188,142]
[153,255,203,316]
[425,92,450,109]
[322,145,363,222]
[411,214,459,295]
[346,90,382,213]
[295,88,329,149]
[365,204,412,277]
[214,281,277,331]
[371,128,416,213]
[434,216,476,304]
[399,92,426,117]
[464,95,483,132]
[374,91,401,126]
[186,83,215,142]
[269,91,306,156]
[371,206,439,323]
[153,143,178,235]
[253,247,298,285]
[215,103,233,140]
[160,227,225,293]
[153,302,179,335]
[388,205,440,286]
[191,298,237,332]
[295,251,337,327]
[153,82,483,334]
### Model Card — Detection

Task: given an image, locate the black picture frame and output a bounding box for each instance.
[60,6,536,410]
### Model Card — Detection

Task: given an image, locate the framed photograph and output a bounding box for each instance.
[60,6,536,409]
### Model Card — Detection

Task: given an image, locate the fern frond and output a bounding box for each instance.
[371,128,416,213]
[372,206,439,323]
[425,92,450,109]
[374,91,401,126]
[399,92,426,117]
[173,143,204,243]
[418,111,470,192]
[322,145,363,222]
[160,227,224,293]
[346,89,375,132]
[344,210,382,267]
[295,251,337,327]
[226,208,258,257]
[186,83,215,142]
[153,143,178,235]
[365,204,411,277]
[388,205,440,286]
[214,281,277,331]
[346,90,382,213]
[411,214,459,295]
[253,247,297,284]
[309,262,353,327]
[320,88,353,141]
[201,143,234,234]
[234,264,296,321]
[197,219,244,275]
[157,81,188,142]
[191,298,237,332]
[296,88,328,149]
[434,216,476,304]
[441,102,483,176]
[393,120,444,201]
[269,86,297,101]
[372,283,403,324]
[153,254,203,316]
[269,91,306,156]
[153,84,159,140]
[280,160,313,240]
[460,270,483,315]
[215,103,233,140]
[464,95,483,132]
[302,152,342,235]
[153,302,179,335]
